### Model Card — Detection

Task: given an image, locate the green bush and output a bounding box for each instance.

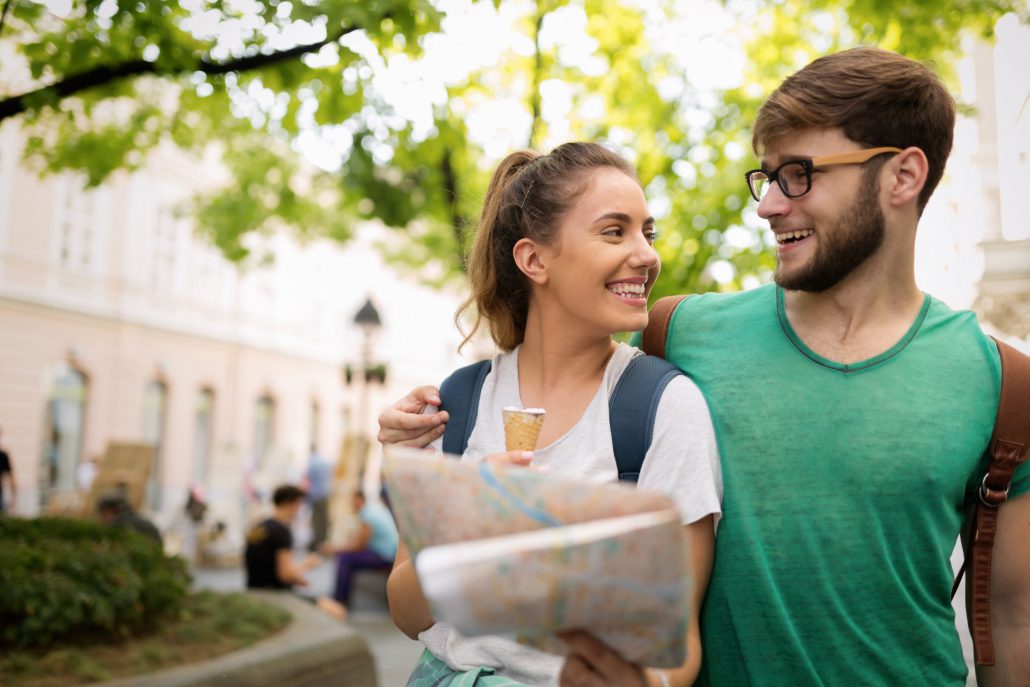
[0,516,191,648]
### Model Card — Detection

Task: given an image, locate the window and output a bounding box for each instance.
[142,381,168,510]
[57,181,101,272]
[151,207,179,291]
[41,364,88,496]
[253,395,275,470]
[192,388,215,487]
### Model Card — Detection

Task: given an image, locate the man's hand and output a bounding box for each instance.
[558,631,648,687]
[377,386,448,447]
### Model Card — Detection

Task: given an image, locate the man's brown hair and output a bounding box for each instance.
[752,47,955,211]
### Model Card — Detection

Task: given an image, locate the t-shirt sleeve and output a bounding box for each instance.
[636,374,723,527]
[270,522,293,552]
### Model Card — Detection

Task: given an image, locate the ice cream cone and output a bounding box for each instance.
[502,406,546,452]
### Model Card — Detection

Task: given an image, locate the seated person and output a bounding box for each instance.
[244,483,347,620]
[245,484,321,589]
[96,493,162,545]
[321,490,399,610]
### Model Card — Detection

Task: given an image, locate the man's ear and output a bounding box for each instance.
[513,237,549,285]
[886,146,929,208]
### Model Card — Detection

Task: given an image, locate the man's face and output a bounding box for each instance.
[756,128,886,293]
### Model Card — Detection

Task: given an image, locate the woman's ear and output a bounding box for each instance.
[513,237,549,285]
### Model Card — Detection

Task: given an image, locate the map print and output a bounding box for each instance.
[382,446,692,668]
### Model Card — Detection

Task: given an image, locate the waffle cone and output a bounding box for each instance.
[502,408,546,452]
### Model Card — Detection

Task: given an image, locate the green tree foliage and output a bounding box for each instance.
[1,0,1025,293]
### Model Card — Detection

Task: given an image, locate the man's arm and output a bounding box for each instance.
[976,491,1030,686]
[559,516,716,686]
[1,471,14,507]
[275,548,320,587]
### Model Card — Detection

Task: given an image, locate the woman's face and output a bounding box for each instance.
[536,167,659,338]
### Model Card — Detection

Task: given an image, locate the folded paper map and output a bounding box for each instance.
[381,445,691,668]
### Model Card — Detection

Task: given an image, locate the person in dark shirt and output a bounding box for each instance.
[245,484,322,589]
[96,494,162,545]
[0,426,16,514]
[244,484,346,620]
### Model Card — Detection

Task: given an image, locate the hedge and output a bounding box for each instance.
[0,516,191,648]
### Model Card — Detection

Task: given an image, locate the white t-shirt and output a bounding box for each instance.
[420,342,723,686]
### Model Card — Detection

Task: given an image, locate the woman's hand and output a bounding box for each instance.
[482,451,535,469]
[377,386,448,447]
[558,631,649,686]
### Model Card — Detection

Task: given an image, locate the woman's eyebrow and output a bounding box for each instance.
[594,211,655,225]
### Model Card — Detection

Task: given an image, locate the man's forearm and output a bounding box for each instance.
[976,622,1030,686]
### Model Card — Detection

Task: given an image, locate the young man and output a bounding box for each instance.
[244,484,348,620]
[0,426,16,514]
[321,490,399,611]
[378,48,1030,686]
[96,493,162,544]
[245,484,322,590]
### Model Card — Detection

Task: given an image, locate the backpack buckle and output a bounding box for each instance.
[979,473,1010,507]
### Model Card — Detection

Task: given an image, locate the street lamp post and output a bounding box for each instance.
[348,298,383,478]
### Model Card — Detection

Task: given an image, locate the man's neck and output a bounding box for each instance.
[272,508,294,526]
[783,262,924,364]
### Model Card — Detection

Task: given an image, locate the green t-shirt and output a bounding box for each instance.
[651,284,1029,686]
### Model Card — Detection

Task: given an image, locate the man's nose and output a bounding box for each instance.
[757,181,791,220]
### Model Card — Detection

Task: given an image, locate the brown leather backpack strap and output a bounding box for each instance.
[642,295,688,358]
[965,337,1030,665]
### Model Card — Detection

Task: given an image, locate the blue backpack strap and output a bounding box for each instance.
[439,360,492,457]
[609,354,683,482]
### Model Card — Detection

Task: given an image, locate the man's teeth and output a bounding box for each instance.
[777,229,814,245]
[608,283,645,297]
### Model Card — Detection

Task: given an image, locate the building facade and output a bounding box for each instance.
[0,124,473,537]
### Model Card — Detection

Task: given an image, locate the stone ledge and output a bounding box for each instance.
[91,591,377,687]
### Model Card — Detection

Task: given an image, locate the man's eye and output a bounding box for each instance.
[785,167,807,183]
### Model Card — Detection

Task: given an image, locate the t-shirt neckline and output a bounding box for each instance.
[512,342,634,451]
[774,286,932,373]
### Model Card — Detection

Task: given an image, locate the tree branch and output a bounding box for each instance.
[0,23,359,122]
[0,0,12,40]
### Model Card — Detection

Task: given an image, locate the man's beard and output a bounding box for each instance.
[774,172,886,293]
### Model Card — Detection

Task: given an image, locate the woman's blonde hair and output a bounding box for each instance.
[457,142,636,351]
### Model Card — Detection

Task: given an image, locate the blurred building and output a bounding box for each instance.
[967,16,1030,340]
[0,125,478,540]
[913,15,1030,345]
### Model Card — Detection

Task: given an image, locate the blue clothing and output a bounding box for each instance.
[360,501,398,561]
[305,454,332,501]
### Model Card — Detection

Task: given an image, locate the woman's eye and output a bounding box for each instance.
[603,227,624,238]
[645,230,659,243]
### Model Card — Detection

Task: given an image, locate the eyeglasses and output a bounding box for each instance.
[744,147,903,202]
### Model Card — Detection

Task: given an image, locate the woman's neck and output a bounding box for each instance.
[516,315,616,403]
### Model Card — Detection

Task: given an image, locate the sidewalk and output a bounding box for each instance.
[189,557,423,687]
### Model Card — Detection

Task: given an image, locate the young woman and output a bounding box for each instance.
[385,142,721,687]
